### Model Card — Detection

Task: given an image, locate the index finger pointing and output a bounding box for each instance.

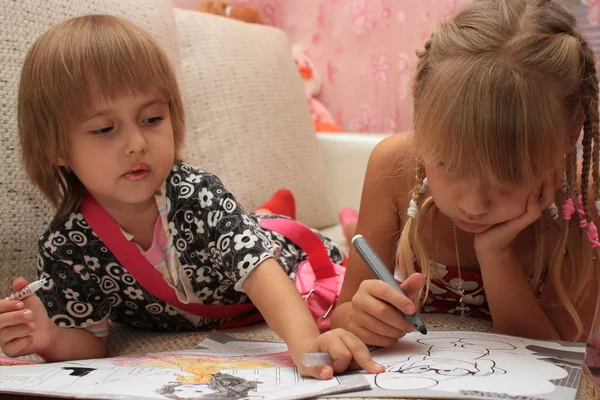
[341,334,385,374]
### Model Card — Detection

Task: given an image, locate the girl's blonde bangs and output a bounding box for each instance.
[24,16,179,126]
[414,55,567,189]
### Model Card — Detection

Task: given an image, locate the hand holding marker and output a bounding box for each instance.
[352,234,427,335]
[4,278,47,302]
[302,235,427,367]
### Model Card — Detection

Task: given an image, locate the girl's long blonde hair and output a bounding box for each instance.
[18,15,186,218]
[397,0,600,341]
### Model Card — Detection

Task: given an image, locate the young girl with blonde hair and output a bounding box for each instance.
[331,0,600,346]
[0,15,384,379]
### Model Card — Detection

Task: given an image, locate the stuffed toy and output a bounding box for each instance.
[291,45,340,133]
[196,0,265,25]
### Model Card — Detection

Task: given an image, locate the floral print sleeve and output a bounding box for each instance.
[36,225,112,330]
[167,164,277,293]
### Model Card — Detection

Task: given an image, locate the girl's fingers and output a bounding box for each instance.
[351,309,405,339]
[0,308,32,330]
[339,333,385,374]
[348,322,399,348]
[355,284,416,332]
[0,300,25,314]
[299,364,334,380]
[540,179,556,209]
[1,336,32,358]
[11,278,30,293]
[0,322,35,344]
[511,184,544,230]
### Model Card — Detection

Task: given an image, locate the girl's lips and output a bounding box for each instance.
[124,162,150,174]
[122,162,151,181]
[457,219,489,230]
[123,170,151,181]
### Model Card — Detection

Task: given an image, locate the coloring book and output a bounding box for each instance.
[0,330,587,400]
[334,330,586,400]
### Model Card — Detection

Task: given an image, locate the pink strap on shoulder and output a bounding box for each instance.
[259,218,337,280]
[80,193,255,320]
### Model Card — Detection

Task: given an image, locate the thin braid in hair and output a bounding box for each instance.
[412,36,433,111]
[414,37,432,85]
[567,152,577,201]
[575,32,600,247]
[397,172,432,307]
[580,121,592,219]
[413,167,425,199]
[407,167,425,218]
[563,152,577,221]
[579,37,600,217]
[593,114,600,217]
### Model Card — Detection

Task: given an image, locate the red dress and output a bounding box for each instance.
[420,263,491,320]
[403,260,544,321]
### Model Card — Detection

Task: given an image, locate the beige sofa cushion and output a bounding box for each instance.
[174,9,338,229]
[0,0,179,284]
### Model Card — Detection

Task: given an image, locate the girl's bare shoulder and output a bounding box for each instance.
[367,132,417,199]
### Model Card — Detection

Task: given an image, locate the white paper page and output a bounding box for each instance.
[333,330,586,400]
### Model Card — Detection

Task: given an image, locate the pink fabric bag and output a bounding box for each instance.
[260,218,346,331]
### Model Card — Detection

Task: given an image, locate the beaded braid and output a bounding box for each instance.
[401,168,435,307]
[548,201,559,220]
[593,114,600,217]
[563,152,577,221]
[575,33,600,247]
[407,167,427,219]
[580,115,592,223]
[397,33,436,306]
[412,37,433,107]
[408,35,432,221]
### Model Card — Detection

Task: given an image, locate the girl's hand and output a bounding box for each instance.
[346,274,425,347]
[473,176,557,260]
[290,328,385,380]
[0,278,56,357]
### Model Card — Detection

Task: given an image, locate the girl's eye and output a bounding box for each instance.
[142,116,164,125]
[90,127,113,135]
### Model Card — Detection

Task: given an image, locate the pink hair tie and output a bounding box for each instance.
[577,195,588,228]
[562,198,575,221]
[586,222,600,248]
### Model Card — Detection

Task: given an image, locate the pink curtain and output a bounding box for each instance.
[175,0,597,133]
[228,0,473,133]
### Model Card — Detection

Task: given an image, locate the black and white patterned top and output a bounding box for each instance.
[35,162,344,332]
